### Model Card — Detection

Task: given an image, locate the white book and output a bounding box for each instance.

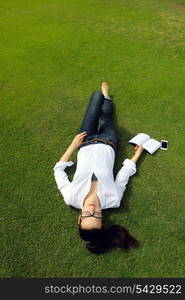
[129,133,161,154]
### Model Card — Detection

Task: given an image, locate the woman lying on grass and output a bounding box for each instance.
[53,82,144,254]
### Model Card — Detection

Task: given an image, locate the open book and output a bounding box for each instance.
[129,133,161,154]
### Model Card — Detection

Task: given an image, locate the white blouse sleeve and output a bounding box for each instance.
[53,161,74,190]
[115,158,136,200]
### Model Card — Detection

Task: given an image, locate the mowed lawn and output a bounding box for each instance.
[0,0,185,277]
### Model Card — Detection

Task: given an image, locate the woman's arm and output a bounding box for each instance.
[114,145,144,206]
[59,144,76,162]
[53,132,87,205]
[59,132,87,162]
[130,145,144,163]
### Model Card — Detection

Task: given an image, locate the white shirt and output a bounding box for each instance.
[53,143,136,210]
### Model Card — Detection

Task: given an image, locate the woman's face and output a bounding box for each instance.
[78,193,102,229]
[79,215,102,230]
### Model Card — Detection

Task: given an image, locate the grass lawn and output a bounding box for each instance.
[0,0,185,277]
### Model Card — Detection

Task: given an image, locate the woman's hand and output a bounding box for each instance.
[70,132,88,150]
[134,145,144,155]
[130,145,144,164]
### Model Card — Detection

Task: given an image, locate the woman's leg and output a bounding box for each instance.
[78,90,104,140]
[97,98,119,149]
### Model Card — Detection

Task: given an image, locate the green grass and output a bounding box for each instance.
[0,0,185,277]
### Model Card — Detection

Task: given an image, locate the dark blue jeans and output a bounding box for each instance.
[78,90,119,152]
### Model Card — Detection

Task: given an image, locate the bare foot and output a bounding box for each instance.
[101,82,109,97]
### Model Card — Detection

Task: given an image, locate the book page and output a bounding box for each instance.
[143,138,161,154]
[129,133,150,145]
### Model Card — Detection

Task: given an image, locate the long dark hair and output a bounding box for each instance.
[79,224,139,254]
